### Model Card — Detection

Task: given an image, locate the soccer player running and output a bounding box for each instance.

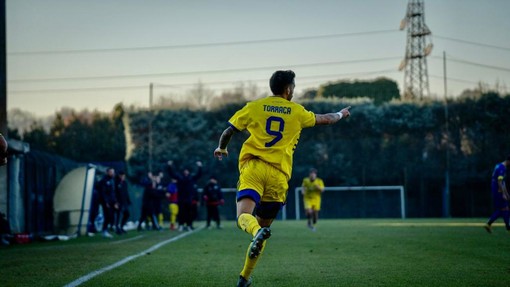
[302,168,325,231]
[213,70,351,287]
[484,155,510,233]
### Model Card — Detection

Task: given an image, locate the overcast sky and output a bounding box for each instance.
[6,0,510,116]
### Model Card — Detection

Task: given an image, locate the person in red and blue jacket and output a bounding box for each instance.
[203,176,225,229]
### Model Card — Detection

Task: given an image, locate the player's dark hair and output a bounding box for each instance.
[507,154,510,161]
[270,70,295,95]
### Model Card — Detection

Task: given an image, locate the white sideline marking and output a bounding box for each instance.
[112,234,145,244]
[64,227,204,287]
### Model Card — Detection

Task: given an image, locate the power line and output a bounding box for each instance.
[9,53,508,93]
[8,56,402,83]
[431,55,510,73]
[429,74,479,85]
[8,29,399,56]
[297,69,399,86]
[9,85,149,94]
[434,34,510,52]
[8,68,399,94]
[9,30,509,57]
[8,73,489,96]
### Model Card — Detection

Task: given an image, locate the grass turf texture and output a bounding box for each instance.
[0,219,508,287]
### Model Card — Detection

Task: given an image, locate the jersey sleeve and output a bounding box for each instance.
[228,103,251,131]
[297,105,316,128]
[317,179,325,189]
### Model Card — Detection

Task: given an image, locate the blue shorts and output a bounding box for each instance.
[492,188,509,209]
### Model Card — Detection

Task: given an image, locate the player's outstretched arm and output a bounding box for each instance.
[315,106,351,126]
[500,179,509,200]
[214,126,237,161]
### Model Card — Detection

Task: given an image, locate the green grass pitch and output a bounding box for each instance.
[0,219,508,287]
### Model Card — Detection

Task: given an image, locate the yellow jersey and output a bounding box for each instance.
[228,96,316,180]
[302,177,325,198]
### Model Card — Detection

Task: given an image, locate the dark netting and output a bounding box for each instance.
[21,150,79,235]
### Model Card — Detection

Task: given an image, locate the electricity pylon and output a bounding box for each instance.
[399,0,433,100]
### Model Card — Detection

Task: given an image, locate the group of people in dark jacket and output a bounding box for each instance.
[87,167,131,238]
[167,160,203,231]
[136,160,225,233]
[165,160,225,231]
[87,161,224,238]
[137,170,166,231]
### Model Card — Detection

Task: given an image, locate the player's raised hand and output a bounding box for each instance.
[214,147,228,161]
[339,106,351,119]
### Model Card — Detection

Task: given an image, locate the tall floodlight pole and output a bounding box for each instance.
[148,83,153,173]
[0,0,4,134]
[399,0,433,100]
[443,51,450,217]
[0,0,6,214]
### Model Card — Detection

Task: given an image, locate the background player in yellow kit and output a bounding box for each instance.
[213,70,351,287]
[302,168,325,231]
[166,178,179,230]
